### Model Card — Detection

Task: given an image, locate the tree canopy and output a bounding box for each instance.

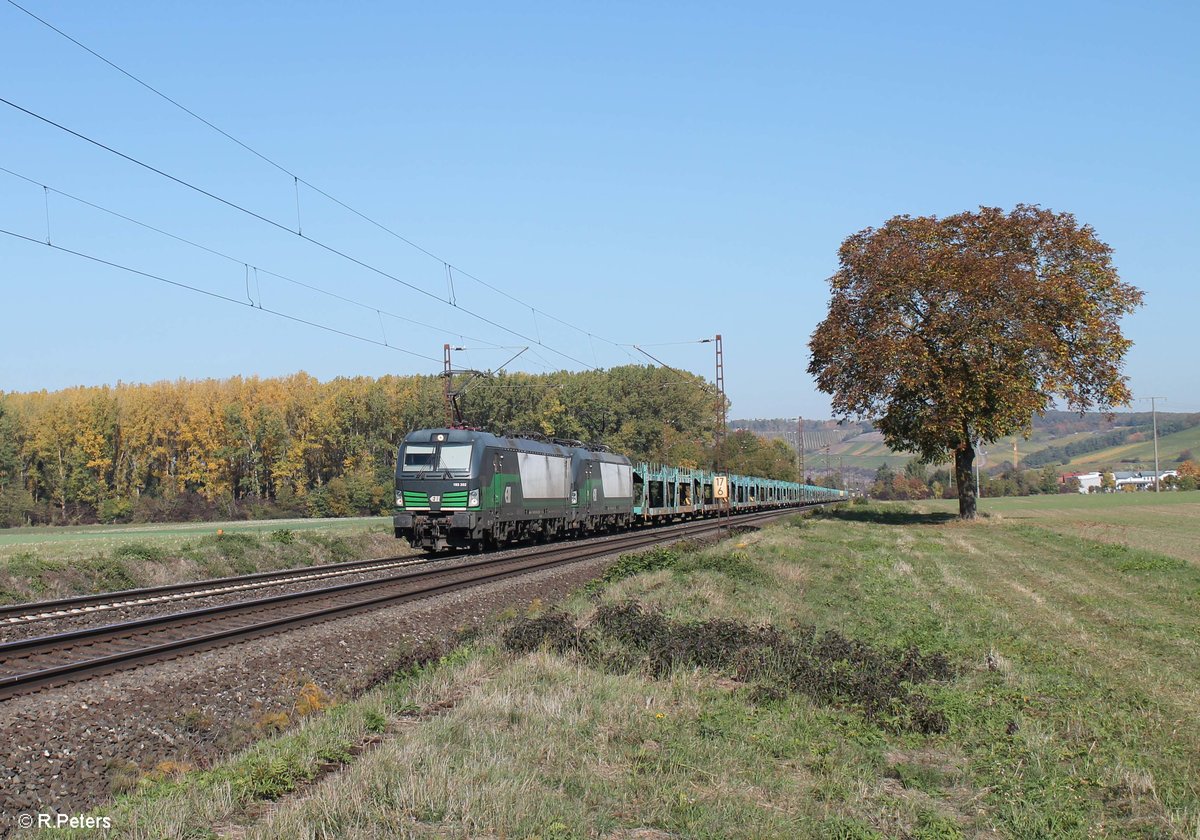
[0,365,797,527]
[808,205,1143,518]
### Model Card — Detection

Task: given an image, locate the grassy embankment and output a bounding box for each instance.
[0,516,399,604]
[33,494,1200,839]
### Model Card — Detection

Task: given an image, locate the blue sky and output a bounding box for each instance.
[2,1,1197,418]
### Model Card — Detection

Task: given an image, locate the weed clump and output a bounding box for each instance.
[502,610,595,657]
[2,552,57,595]
[302,532,356,563]
[594,600,773,676]
[210,531,260,560]
[85,557,139,592]
[294,681,334,717]
[363,709,387,733]
[112,542,167,564]
[502,600,953,734]
[585,541,768,593]
[673,550,768,584]
[178,708,214,733]
[587,544,689,591]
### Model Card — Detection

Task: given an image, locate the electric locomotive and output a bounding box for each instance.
[393,428,633,551]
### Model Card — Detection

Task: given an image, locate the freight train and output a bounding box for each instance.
[393,427,846,551]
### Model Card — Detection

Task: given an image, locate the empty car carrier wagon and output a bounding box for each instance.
[393,428,846,552]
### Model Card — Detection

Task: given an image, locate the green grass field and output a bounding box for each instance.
[921,491,1200,565]
[0,516,400,604]
[56,496,1199,839]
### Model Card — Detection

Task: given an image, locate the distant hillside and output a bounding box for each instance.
[731,411,1200,483]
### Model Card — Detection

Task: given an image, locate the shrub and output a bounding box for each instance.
[502,610,595,657]
[98,497,134,524]
[0,486,34,527]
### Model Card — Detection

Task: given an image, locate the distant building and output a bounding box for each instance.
[1113,470,1177,491]
[1062,471,1102,493]
[1060,470,1177,493]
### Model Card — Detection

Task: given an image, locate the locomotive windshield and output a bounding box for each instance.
[401,442,473,473]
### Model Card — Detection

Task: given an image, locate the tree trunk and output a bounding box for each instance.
[955,443,977,520]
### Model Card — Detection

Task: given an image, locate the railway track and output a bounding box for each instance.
[0,506,812,701]
[0,553,434,627]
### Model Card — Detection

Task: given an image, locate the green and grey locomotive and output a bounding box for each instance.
[393,428,634,551]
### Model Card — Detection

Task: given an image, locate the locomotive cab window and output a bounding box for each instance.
[402,443,473,473]
[436,443,473,472]
[402,445,437,470]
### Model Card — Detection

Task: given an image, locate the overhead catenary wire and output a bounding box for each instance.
[631,343,720,396]
[2,0,635,356]
[0,165,520,351]
[0,96,598,371]
[42,185,51,244]
[0,226,443,365]
[623,338,719,348]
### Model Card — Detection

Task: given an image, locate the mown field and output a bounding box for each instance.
[37,495,1199,839]
[923,491,1200,565]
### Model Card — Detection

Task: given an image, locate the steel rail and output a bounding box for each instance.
[0,505,823,700]
[0,508,788,659]
[0,500,816,624]
[0,551,435,624]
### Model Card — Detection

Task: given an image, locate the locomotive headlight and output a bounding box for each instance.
[468,488,480,507]
[395,491,404,507]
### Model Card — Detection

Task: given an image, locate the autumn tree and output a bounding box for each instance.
[717,430,797,480]
[1038,465,1061,495]
[0,397,32,526]
[0,364,744,525]
[808,205,1143,519]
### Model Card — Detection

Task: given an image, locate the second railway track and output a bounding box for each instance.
[0,507,809,701]
[0,552,436,627]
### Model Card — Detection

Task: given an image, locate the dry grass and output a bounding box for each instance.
[240,654,821,839]
[49,499,1200,839]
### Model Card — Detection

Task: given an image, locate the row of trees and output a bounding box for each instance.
[868,459,1200,500]
[1164,461,1200,491]
[867,461,1069,501]
[0,366,800,527]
